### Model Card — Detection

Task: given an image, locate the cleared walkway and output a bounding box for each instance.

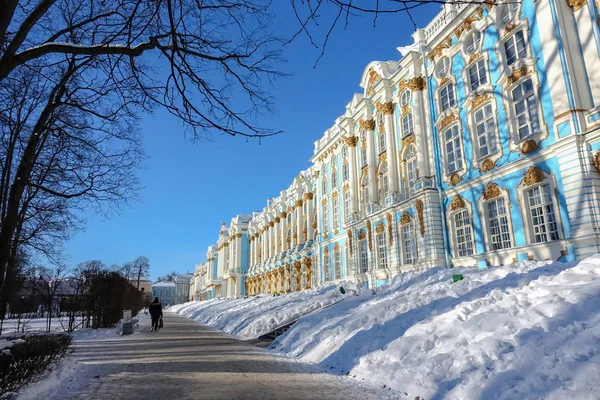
[39,312,400,400]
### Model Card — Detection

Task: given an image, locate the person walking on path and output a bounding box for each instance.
[149,297,163,332]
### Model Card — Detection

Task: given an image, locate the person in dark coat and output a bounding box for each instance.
[149,297,163,332]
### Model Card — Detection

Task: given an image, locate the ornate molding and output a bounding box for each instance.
[400,211,412,225]
[366,68,382,96]
[522,166,545,187]
[506,66,533,87]
[359,119,376,131]
[593,152,600,175]
[331,191,339,199]
[376,101,395,115]
[399,77,427,92]
[483,182,501,200]
[344,136,359,147]
[416,199,425,237]
[568,0,586,11]
[342,183,350,191]
[450,195,466,211]
[333,228,339,235]
[481,158,495,172]
[268,221,274,227]
[280,211,287,218]
[401,133,416,152]
[295,199,304,208]
[427,37,452,61]
[236,233,243,238]
[375,221,385,233]
[521,139,538,154]
[321,198,328,205]
[358,229,366,240]
[450,173,462,186]
[440,114,458,130]
[379,152,387,164]
[347,229,353,257]
[386,213,393,245]
[303,192,314,201]
[471,93,492,110]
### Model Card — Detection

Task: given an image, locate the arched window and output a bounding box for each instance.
[322,176,328,194]
[334,244,342,280]
[405,145,418,195]
[400,90,411,107]
[361,174,370,209]
[499,2,519,26]
[378,132,386,153]
[331,168,338,188]
[379,161,389,200]
[342,161,350,182]
[323,248,331,281]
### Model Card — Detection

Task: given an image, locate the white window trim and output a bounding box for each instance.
[434,55,452,84]
[464,99,502,169]
[477,187,516,253]
[334,245,342,280]
[516,171,564,245]
[376,232,388,270]
[437,81,458,114]
[332,194,340,229]
[446,197,477,259]
[399,220,417,266]
[460,53,493,97]
[460,30,484,60]
[401,144,418,198]
[439,121,468,183]
[323,250,331,282]
[359,238,369,273]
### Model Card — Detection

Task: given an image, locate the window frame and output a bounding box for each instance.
[517,176,563,245]
[378,132,386,153]
[401,112,414,137]
[334,245,342,280]
[359,237,369,273]
[401,222,417,265]
[343,190,351,221]
[322,201,329,233]
[323,249,331,281]
[332,195,340,229]
[470,101,500,163]
[403,145,418,196]
[478,188,515,253]
[441,124,465,176]
[468,59,488,92]
[439,82,457,112]
[376,232,388,270]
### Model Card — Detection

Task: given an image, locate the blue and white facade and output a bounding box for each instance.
[194,0,600,296]
[152,281,176,306]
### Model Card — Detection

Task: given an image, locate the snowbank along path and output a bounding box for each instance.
[174,256,600,400]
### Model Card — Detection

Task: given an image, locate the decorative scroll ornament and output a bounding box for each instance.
[440,114,458,130]
[386,213,394,245]
[295,199,304,208]
[274,217,281,223]
[450,195,466,211]
[333,228,339,235]
[481,158,495,172]
[439,76,450,86]
[344,136,359,147]
[471,93,491,110]
[506,66,532,87]
[268,221,275,227]
[358,229,366,240]
[568,0,586,11]
[483,182,501,200]
[521,139,538,154]
[522,166,545,187]
[236,233,243,238]
[400,211,412,225]
[348,230,353,257]
[360,119,376,131]
[376,101,395,115]
[304,192,314,201]
[593,152,600,175]
[416,199,425,236]
[342,183,350,191]
[428,37,452,61]
[366,220,373,252]
[375,221,385,233]
[450,173,462,186]
[313,170,320,178]
[401,133,416,151]
[280,211,287,218]
[379,152,387,164]
[366,68,382,96]
[331,191,339,199]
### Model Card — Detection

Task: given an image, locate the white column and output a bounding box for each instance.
[346,137,359,214]
[363,119,378,204]
[290,209,296,248]
[296,200,304,246]
[280,212,287,253]
[274,219,280,256]
[306,194,314,242]
[236,234,242,270]
[412,88,430,177]
[382,102,400,193]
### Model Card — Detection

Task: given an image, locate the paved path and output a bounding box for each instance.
[32,312,401,400]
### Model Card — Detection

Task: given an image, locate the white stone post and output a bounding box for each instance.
[280,212,287,253]
[363,119,378,204]
[382,103,400,194]
[296,199,304,246]
[346,137,359,214]
[306,194,314,242]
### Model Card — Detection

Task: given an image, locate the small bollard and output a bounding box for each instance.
[452,274,464,283]
[122,321,133,335]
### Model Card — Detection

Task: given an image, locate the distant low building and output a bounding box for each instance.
[152,281,176,306]
[131,278,152,297]
[174,274,193,305]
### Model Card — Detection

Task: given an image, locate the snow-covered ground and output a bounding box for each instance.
[172,256,600,399]
[1,316,87,334]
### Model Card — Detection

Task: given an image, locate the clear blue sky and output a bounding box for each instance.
[65,2,441,281]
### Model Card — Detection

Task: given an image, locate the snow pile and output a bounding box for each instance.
[270,256,600,399]
[171,282,352,339]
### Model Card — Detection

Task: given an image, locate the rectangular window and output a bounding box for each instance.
[323,253,331,281]
[487,197,512,250]
[527,184,559,243]
[402,224,416,264]
[361,147,368,167]
[402,112,414,137]
[377,233,388,269]
[512,78,540,140]
[343,162,349,181]
[322,204,329,232]
[469,59,488,91]
[454,210,474,257]
[343,190,351,220]
[504,30,527,66]
[379,133,386,153]
[331,170,338,188]
[444,125,463,173]
[333,196,340,229]
[359,239,369,273]
[474,104,498,158]
[440,83,456,112]
[334,249,342,280]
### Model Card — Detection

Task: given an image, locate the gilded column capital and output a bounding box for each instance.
[376,101,395,115]
[568,0,586,11]
[295,199,304,208]
[268,221,275,228]
[359,119,376,131]
[344,136,359,147]
[235,233,243,238]
[280,211,287,218]
[274,217,281,223]
[303,192,314,201]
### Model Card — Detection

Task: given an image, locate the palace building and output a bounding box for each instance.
[191,0,600,298]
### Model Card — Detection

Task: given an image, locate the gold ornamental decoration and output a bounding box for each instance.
[593,152,600,175]
[450,195,466,211]
[376,101,395,115]
[481,158,495,172]
[375,221,385,233]
[386,213,393,245]
[416,199,425,236]
[296,199,304,208]
[268,221,274,227]
[483,182,501,200]
[506,66,532,87]
[450,173,461,186]
[521,139,538,154]
[358,229,366,240]
[471,93,491,110]
[568,0,586,11]
[522,166,545,187]
[274,217,281,223]
[236,233,243,238]
[428,37,452,61]
[280,211,287,218]
[360,119,376,131]
[366,68,382,96]
[344,136,359,147]
[379,152,387,164]
[366,220,373,251]
[347,229,353,257]
[332,191,339,199]
[440,114,458,130]
[400,211,412,225]
[304,192,314,201]
[401,133,416,152]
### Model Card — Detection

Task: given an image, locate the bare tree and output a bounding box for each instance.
[133,256,150,290]
[120,262,136,282]
[24,265,66,332]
